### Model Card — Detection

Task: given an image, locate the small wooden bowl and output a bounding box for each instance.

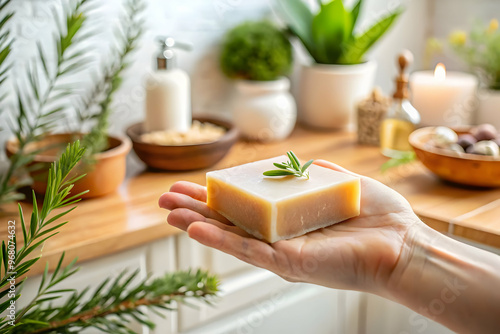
[126,117,239,171]
[409,127,500,187]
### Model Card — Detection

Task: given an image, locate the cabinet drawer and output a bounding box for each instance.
[177,268,291,332]
[177,233,251,277]
[19,246,148,333]
[181,285,339,334]
[17,238,178,334]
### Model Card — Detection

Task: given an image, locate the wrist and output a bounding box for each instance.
[385,221,443,304]
[384,219,500,333]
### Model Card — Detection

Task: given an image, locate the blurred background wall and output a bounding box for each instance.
[1,0,499,141]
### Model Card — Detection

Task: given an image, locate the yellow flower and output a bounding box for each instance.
[488,19,499,34]
[426,37,443,54]
[448,30,467,46]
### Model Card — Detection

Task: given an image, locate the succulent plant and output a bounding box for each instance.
[276,0,402,64]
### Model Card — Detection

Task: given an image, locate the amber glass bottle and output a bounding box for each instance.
[380,51,421,158]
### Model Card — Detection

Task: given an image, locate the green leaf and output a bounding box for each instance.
[312,0,351,64]
[0,43,11,65]
[287,151,300,171]
[50,252,66,284]
[43,207,77,226]
[340,8,402,64]
[273,162,290,170]
[276,0,316,59]
[1,242,6,275]
[39,262,50,293]
[20,204,28,246]
[37,42,50,78]
[301,159,314,173]
[263,170,296,177]
[349,0,362,38]
[381,151,416,172]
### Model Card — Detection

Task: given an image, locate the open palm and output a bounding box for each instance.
[159,160,421,295]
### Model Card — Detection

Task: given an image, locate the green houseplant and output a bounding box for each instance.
[3,0,143,200]
[0,141,218,333]
[276,0,402,130]
[220,21,297,142]
[447,19,500,128]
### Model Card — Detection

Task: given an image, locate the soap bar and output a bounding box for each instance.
[206,156,361,243]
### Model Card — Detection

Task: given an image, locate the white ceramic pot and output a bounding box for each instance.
[298,61,377,130]
[477,89,500,128]
[232,77,296,141]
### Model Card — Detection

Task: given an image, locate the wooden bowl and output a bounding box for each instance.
[409,127,500,187]
[126,117,239,171]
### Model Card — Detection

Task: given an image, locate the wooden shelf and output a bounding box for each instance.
[2,126,500,276]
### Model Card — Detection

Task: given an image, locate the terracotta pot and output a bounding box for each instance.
[6,133,131,198]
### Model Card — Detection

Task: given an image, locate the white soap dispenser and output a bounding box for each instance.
[144,37,192,133]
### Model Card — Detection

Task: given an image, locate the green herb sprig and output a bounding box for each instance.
[263,151,313,179]
[381,150,416,172]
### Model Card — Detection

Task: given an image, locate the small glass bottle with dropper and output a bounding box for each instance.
[380,50,421,157]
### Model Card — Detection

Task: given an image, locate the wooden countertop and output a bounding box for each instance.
[2,126,500,275]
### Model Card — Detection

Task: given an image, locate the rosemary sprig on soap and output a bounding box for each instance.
[263,151,313,179]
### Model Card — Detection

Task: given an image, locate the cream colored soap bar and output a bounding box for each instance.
[206,156,361,243]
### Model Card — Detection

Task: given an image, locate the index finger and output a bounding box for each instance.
[187,221,279,272]
[313,160,363,178]
[169,181,207,202]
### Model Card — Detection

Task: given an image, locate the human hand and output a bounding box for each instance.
[159,160,423,296]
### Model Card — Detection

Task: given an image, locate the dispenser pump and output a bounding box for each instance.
[156,37,192,70]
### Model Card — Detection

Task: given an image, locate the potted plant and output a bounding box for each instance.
[447,19,500,128]
[0,141,218,332]
[220,20,296,142]
[4,0,143,199]
[277,0,402,130]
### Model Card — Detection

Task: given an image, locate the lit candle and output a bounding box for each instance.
[409,64,478,127]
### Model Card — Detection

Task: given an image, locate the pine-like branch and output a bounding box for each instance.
[0,0,13,105]
[0,0,96,205]
[0,141,87,327]
[15,269,218,334]
[79,0,145,156]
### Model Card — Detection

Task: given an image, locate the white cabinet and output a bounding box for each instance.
[174,233,455,334]
[146,238,178,334]
[176,233,252,278]
[19,238,177,334]
[181,284,339,334]
[175,234,294,332]
[363,293,454,334]
[177,268,292,332]
[18,234,456,334]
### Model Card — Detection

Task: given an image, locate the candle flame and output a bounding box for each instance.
[434,63,446,81]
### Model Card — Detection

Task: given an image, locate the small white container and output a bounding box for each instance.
[144,37,191,133]
[232,77,296,142]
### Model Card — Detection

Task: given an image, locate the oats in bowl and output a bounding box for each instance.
[140,121,226,145]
